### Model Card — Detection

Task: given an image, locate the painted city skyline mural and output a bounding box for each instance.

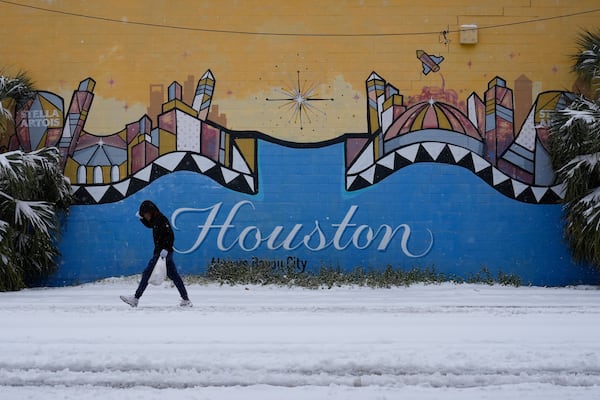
[7,64,600,288]
[9,69,568,205]
[6,66,598,288]
[3,1,600,288]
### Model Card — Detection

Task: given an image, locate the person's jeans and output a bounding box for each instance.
[135,252,189,300]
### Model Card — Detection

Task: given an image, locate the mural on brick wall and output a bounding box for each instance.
[347,73,571,204]
[3,0,600,289]
[7,66,600,287]
[11,71,259,203]
[10,70,569,205]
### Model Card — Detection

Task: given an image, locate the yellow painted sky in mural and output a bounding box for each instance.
[1,0,599,141]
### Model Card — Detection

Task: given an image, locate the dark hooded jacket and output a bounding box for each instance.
[139,200,174,255]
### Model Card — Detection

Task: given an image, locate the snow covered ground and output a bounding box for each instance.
[1,278,599,399]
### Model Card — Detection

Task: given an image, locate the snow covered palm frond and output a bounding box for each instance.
[1,73,69,291]
[1,148,71,204]
[573,31,600,66]
[0,151,25,180]
[558,153,600,179]
[0,189,13,202]
[556,152,600,204]
[30,148,72,207]
[555,100,600,150]
[557,101,600,128]
[0,76,27,96]
[563,185,600,266]
[0,219,8,240]
[573,187,600,231]
[548,30,600,269]
[13,200,55,237]
[0,147,70,291]
[24,148,60,170]
[549,97,600,170]
[0,72,35,107]
[0,100,11,119]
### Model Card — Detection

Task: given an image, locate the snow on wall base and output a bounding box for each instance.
[51,142,600,287]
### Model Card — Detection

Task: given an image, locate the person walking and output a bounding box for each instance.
[120,200,192,307]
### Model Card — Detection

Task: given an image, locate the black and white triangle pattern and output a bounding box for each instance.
[72,151,257,205]
[346,142,565,204]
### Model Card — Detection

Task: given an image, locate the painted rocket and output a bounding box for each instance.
[416,50,444,75]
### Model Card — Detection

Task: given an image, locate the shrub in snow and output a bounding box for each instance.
[0,148,72,291]
[550,29,600,270]
[0,71,72,290]
[202,259,523,288]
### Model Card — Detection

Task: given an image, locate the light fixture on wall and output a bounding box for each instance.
[460,24,478,44]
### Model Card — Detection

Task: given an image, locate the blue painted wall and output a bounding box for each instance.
[51,140,600,287]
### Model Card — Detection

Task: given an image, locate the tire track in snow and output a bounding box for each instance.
[2,364,600,390]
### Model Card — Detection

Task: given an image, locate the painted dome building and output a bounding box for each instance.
[383,99,485,158]
[344,73,565,204]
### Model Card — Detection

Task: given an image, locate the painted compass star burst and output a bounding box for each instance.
[266,71,333,130]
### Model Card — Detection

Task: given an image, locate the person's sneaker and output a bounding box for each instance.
[120,295,138,307]
[180,299,193,307]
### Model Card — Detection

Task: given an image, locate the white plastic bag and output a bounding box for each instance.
[148,257,167,285]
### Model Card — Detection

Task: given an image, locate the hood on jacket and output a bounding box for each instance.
[139,200,159,215]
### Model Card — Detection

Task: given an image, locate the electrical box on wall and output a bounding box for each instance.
[460,24,478,44]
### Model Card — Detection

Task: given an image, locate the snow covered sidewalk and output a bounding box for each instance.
[0,278,599,399]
